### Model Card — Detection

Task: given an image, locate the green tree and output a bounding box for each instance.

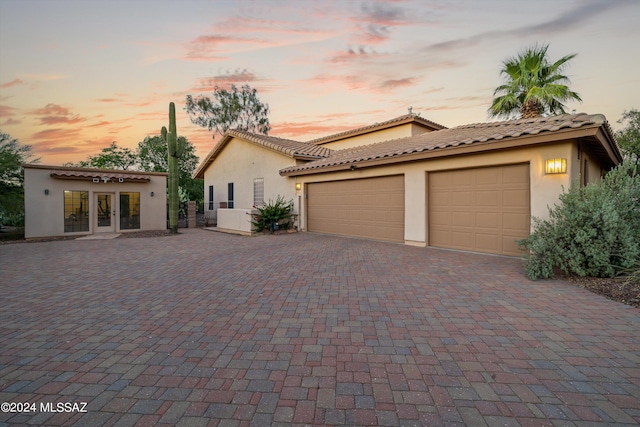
[185,84,270,137]
[489,44,582,119]
[68,142,137,170]
[0,131,38,226]
[137,135,203,211]
[616,109,640,163]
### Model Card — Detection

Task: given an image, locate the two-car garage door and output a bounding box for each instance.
[305,164,530,256]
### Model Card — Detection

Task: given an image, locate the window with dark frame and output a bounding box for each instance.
[63,190,89,232]
[228,182,234,208]
[208,185,214,210]
[120,192,140,230]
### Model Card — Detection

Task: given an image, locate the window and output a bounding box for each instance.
[120,192,140,230]
[253,178,264,206]
[228,183,234,209]
[208,185,214,210]
[64,190,89,232]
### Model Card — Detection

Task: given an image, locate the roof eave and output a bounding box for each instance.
[280,125,603,177]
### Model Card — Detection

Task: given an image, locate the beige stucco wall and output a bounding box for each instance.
[217,208,259,235]
[24,166,167,239]
[295,141,591,246]
[203,137,299,229]
[319,123,431,150]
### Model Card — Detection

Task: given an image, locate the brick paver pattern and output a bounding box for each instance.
[1,229,639,426]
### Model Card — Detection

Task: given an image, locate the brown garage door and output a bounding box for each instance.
[429,164,530,256]
[307,175,404,242]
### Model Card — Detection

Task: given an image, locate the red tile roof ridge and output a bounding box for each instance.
[228,129,332,158]
[307,113,446,145]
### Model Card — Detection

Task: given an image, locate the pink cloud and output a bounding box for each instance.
[189,69,265,93]
[272,121,363,140]
[29,103,86,125]
[185,34,271,61]
[1,118,21,126]
[379,77,417,90]
[348,2,415,45]
[328,46,389,65]
[0,79,24,89]
[86,121,112,128]
[303,74,368,92]
[30,127,83,143]
[0,105,18,118]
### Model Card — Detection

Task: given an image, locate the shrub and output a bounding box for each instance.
[250,196,294,233]
[519,159,640,280]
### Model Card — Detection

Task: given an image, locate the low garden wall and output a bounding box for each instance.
[216,208,258,236]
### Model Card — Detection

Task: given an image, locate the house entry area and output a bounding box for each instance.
[95,193,115,233]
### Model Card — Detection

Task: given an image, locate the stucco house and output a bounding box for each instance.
[194,112,621,256]
[23,164,167,239]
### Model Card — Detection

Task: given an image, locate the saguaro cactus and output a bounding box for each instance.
[162,102,185,233]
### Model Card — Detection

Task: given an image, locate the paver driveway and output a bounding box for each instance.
[1,229,639,426]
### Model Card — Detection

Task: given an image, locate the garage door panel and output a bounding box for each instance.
[476,212,498,228]
[503,212,530,230]
[503,190,529,208]
[502,236,522,254]
[452,212,473,227]
[450,230,474,247]
[452,170,475,186]
[475,190,498,206]
[429,164,530,256]
[476,169,500,185]
[307,175,404,243]
[451,191,473,206]
[503,165,529,184]
[476,234,499,252]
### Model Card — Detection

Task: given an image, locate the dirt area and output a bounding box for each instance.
[568,274,640,308]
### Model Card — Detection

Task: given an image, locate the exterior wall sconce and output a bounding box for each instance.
[545,158,567,174]
[44,189,49,195]
[150,191,155,197]
[295,183,301,191]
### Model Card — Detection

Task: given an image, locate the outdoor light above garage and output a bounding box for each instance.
[545,158,567,174]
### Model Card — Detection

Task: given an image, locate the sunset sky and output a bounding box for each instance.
[1,0,638,166]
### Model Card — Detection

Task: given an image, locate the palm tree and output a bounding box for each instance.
[489,44,582,119]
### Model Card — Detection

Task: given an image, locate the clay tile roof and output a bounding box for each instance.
[280,113,608,175]
[49,169,152,182]
[228,130,332,158]
[307,113,446,145]
[193,130,333,179]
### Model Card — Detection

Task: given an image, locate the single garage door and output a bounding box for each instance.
[307,175,404,242]
[429,164,530,256]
